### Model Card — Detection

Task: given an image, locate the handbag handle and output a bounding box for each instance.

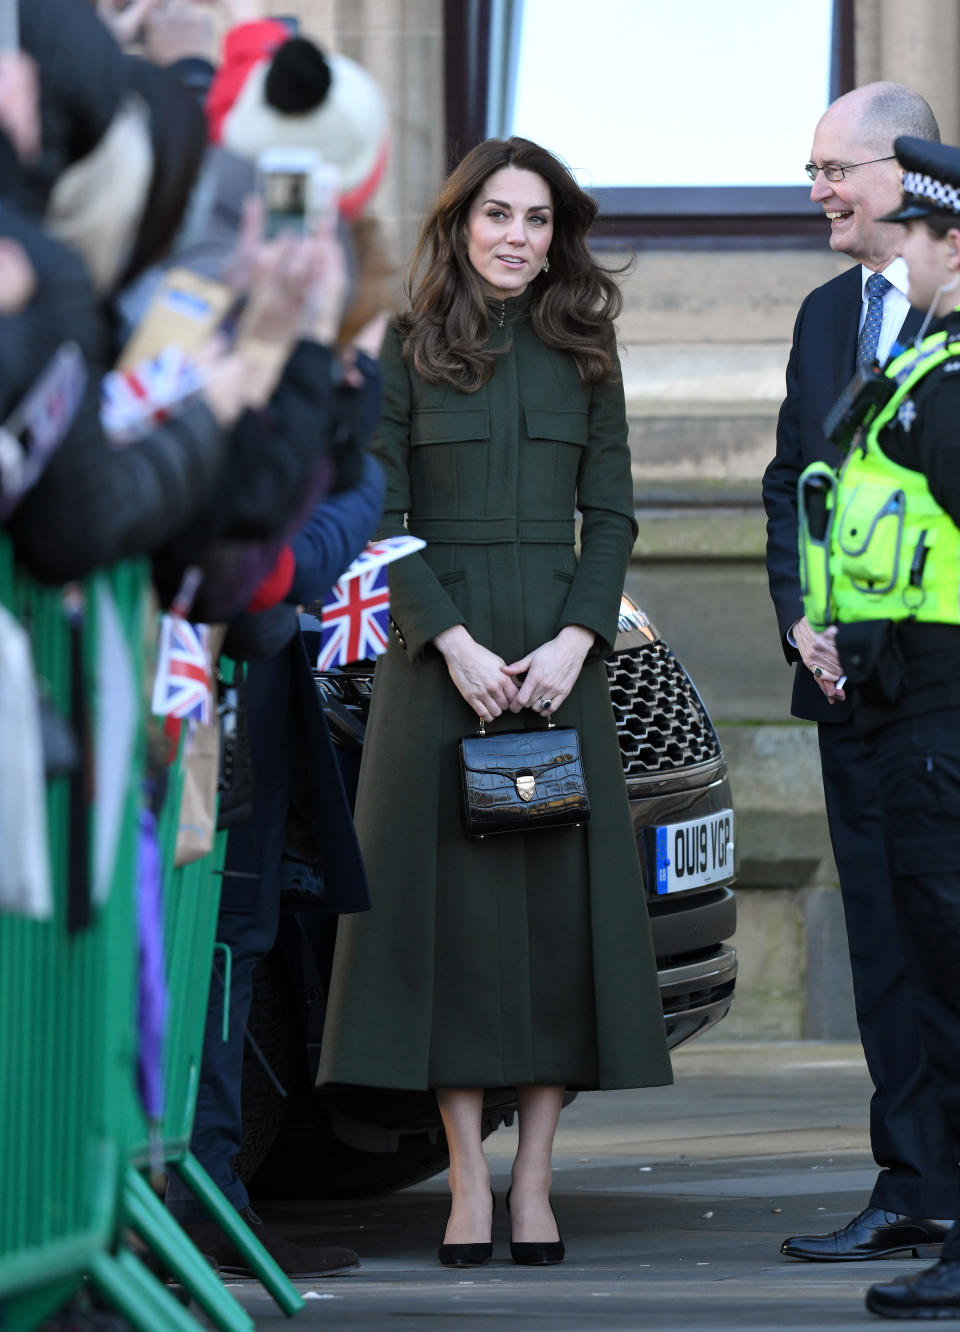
[477,714,556,736]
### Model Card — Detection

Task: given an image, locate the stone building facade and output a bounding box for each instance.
[261,0,960,1038]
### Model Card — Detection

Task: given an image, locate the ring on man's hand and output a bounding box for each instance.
[814,666,824,678]
[538,696,552,711]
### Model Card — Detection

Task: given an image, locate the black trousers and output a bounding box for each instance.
[819,716,960,1218]
[862,706,960,1255]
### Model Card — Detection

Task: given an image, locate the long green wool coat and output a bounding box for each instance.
[318,290,673,1092]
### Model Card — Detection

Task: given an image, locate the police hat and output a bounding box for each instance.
[878,135,960,223]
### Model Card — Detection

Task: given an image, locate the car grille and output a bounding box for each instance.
[605,641,722,779]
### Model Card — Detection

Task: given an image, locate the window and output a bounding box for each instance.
[445,0,853,240]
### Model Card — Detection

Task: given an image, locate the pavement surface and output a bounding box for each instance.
[217,1042,940,1331]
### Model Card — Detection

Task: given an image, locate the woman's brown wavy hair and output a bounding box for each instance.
[401,136,624,392]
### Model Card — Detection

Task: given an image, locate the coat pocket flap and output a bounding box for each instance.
[411,408,490,445]
[524,406,589,445]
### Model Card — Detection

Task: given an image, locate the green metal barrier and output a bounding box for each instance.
[0,541,302,1329]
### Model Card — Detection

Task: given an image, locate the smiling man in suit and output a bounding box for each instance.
[763,82,959,1261]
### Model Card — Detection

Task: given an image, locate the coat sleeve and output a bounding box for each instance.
[0,214,231,583]
[762,295,810,662]
[212,340,340,540]
[368,323,466,660]
[558,339,636,656]
[288,452,385,605]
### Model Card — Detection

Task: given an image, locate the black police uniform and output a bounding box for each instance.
[845,136,960,1319]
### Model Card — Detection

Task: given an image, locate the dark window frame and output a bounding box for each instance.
[443,0,854,247]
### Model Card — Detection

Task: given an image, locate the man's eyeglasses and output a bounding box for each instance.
[804,156,896,183]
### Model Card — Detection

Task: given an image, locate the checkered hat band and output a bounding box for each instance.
[902,170,960,214]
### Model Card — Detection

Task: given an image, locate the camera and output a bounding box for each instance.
[823,362,897,451]
[255,148,340,240]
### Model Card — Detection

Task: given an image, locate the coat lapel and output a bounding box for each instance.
[830,266,863,401]
[896,303,925,347]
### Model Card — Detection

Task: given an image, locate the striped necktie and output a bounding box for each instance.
[857,271,892,368]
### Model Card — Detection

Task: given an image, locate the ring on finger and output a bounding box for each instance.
[814,666,824,678]
[537,696,552,711]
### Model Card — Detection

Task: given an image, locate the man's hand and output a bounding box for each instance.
[792,614,846,702]
[502,624,596,715]
[433,624,519,722]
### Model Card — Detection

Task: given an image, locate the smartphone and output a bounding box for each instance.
[0,0,18,50]
[255,148,340,239]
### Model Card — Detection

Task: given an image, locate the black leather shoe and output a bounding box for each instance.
[866,1259,960,1318]
[505,1186,565,1266]
[438,1191,495,1267]
[438,1241,493,1267]
[179,1205,359,1277]
[781,1206,952,1261]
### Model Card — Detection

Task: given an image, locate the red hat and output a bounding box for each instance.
[206,20,389,220]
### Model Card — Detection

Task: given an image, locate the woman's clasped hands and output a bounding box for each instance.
[433,625,519,723]
[434,623,595,722]
[502,624,596,716]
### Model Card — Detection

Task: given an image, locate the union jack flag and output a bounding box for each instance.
[317,565,390,669]
[151,614,213,723]
[101,347,202,447]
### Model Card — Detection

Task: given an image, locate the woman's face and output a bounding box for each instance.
[464,166,554,300]
[898,217,960,314]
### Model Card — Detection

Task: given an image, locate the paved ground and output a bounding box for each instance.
[218,1042,939,1330]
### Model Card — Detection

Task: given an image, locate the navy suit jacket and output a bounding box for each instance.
[762,266,923,723]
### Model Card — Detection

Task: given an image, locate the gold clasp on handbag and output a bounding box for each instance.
[516,772,535,802]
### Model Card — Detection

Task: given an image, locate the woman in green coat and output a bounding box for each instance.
[318,136,672,1266]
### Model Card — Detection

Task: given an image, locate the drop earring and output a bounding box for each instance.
[542,255,550,274]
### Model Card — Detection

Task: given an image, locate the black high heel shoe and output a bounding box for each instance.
[505,1186,565,1265]
[438,1190,496,1267]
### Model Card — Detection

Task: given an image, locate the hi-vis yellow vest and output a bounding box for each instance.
[799,330,960,632]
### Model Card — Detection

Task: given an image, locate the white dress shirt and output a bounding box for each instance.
[859,257,911,365]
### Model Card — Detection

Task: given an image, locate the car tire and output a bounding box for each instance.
[248,1127,454,1201]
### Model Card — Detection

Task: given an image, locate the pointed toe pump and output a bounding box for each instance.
[438,1191,496,1267]
[505,1187,565,1266]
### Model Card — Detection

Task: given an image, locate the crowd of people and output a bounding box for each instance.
[5,0,960,1326]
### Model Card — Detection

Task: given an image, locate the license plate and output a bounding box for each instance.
[655,809,734,894]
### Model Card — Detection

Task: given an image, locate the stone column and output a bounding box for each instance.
[855,0,960,141]
[271,0,445,273]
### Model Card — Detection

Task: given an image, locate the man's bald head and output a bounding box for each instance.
[809,83,940,269]
[827,82,940,155]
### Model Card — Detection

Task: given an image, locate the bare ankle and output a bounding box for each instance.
[448,1166,491,1201]
[510,1164,553,1196]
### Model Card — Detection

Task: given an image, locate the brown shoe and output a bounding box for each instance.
[180,1205,359,1278]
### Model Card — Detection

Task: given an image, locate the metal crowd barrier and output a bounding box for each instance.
[0,538,302,1330]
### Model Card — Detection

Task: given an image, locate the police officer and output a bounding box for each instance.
[799,134,960,1319]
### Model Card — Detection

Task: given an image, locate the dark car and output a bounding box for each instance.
[237,594,737,1200]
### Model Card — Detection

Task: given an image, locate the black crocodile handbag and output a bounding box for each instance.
[458,717,590,838]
